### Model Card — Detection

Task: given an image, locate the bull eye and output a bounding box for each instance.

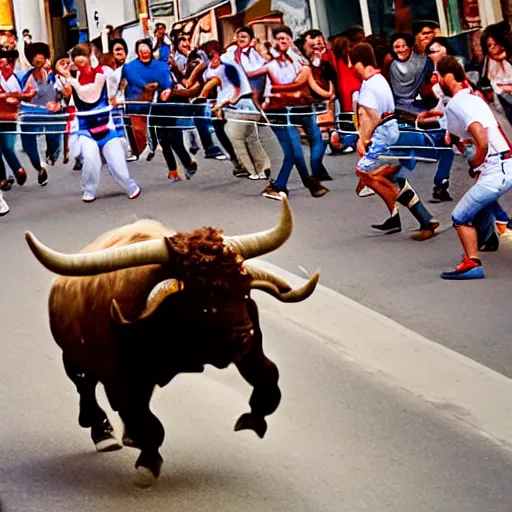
[203,306,217,314]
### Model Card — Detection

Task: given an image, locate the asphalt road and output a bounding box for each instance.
[1,133,512,510]
[2,130,511,376]
[1,280,512,511]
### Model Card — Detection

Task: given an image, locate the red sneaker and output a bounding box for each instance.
[440,256,484,280]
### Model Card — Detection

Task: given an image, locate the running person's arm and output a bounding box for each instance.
[467,121,489,170]
[357,104,381,148]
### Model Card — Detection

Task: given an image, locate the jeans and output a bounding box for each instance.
[213,119,236,161]
[191,101,227,158]
[452,157,512,243]
[395,129,454,188]
[493,202,510,223]
[293,108,326,178]
[357,120,400,172]
[0,132,22,180]
[268,112,310,191]
[21,134,62,171]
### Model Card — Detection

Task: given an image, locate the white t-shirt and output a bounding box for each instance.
[446,88,509,163]
[263,57,303,97]
[0,74,21,93]
[204,59,252,104]
[358,73,395,116]
[226,46,266,73]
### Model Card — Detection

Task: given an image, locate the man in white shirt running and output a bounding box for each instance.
[351,43,439,240]
[437,56,512,279]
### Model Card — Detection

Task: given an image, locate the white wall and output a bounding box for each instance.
[13,0,47,42]
[86,0,137,39]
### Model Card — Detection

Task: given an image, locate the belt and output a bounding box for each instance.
[488,152,512,160]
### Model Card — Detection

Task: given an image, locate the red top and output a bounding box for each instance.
[78,66,103,86]
[324,50,361,112]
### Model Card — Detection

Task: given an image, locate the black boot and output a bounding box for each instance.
[303,176,329,198]
[371,213,402,234]
[431,186,453,203]
[397,180,439,241]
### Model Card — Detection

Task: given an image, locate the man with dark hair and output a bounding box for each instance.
[413,20,439,54]
[272,25,293,40]
[153,22,171,62]
[350,42,439,240]
[110,38,128,67]
[437,56,512,279]
[237,25,254,40]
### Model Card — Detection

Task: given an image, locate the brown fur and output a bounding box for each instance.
[49,219,250,378]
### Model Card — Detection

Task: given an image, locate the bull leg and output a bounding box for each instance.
[234,299,281,439]
[62,354,122,452]
[116,383,164,487]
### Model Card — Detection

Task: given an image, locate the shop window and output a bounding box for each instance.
[443,0,481,36]
[368,0,439,36]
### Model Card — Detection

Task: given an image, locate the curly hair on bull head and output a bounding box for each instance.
[166,227,250,289]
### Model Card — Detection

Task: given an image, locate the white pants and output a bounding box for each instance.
[76,136,139,198]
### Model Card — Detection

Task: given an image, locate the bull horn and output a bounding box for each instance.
[111,279,184,324]
[251,270,320,303]
[243,262,292,292]
[223,195,292,259]
[25,232,171,276]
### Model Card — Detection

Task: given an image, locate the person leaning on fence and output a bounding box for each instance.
[248,25,329,200]
[0,46,34,191]
[20,42,63,185]
[215,48,272,181]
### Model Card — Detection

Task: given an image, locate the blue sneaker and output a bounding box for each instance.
[441,256,485,280]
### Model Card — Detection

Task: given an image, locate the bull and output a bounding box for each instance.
[25,198,319,486]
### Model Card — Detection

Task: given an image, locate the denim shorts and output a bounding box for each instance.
[452,157,512,225]
[357,119,400,172]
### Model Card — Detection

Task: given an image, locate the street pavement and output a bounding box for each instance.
[1,133,512,510]
[3,130,512,375]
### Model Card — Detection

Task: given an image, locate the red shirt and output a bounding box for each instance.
[324,50,361,112]
[78,66,103,86]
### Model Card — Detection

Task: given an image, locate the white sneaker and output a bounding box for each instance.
[248,173,267,180]
[0,192,9,216]
[358,186,375,197]
[82,192,96,203]
[128,186,141,200]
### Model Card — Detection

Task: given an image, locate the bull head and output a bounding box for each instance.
[25,197,320,322]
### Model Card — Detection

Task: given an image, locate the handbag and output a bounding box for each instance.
[317,103,335,128]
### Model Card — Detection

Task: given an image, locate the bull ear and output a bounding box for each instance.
[111,299,131,324]
[111,279,184,324]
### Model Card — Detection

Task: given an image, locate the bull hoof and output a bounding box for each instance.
[91,419,123,452]
[134,466,157,488]
[234,413,267,439]
[135,452,162,487]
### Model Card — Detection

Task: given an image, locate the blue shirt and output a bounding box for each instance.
[121,58,172,100]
